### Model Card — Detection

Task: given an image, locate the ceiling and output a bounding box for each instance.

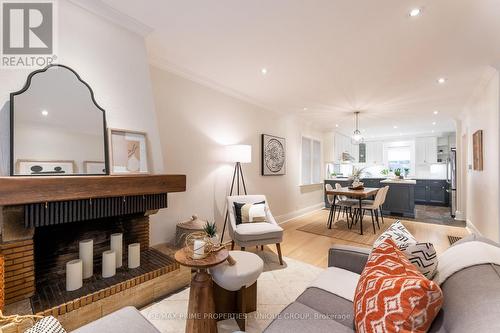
[101,0,500,138]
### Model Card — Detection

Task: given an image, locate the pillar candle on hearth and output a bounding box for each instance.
[110,233,123,268]
[128,243,140,269]
[79,239,93,279]
[102,250,116,278]
[66,259,83,291]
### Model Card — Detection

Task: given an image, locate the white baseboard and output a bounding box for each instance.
[276,203,324,225]
[454,210,466,221]
[466,218,482,236]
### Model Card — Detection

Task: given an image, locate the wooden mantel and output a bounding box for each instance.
[0,174,186,206]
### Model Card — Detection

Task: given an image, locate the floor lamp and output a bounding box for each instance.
[220,144,252,243]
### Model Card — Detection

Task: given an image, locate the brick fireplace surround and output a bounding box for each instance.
[0,175,189,331]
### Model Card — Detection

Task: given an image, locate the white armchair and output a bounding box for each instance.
[227,195,284,265]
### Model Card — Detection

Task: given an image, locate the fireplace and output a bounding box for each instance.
[0,175,189,330]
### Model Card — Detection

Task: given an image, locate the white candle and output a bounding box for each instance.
[102,250,116,278]
[110,233,123,268]
[66,259,83,291]
[128,243,140,269]
[193,240,205,259]
[79,239,93,279]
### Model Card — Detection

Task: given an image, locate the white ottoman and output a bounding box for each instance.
[209,251,264,330]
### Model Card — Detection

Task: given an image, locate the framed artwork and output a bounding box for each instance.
[261,134,286,176]
[83,161,106,174]
[473,130,483,171]
[109,129,149,174]
[16,160,76,175]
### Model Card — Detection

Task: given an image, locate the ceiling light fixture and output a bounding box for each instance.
[393,125,398,129]
[335,124,339,128]
[303,107,308,111]
[432,121,436,125]
[41,110,48,117]
[409,8,421,17]
[433,110,439,115]
[261,68,268,75]
[437,77,446,84]
[351,111,364,145]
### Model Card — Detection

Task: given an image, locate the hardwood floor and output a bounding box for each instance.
[264,209,470,268]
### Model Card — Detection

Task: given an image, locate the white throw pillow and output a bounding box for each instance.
[241,203,267,223]
[373,220,417,249]
[400,242,438,279]
[25,316,66,333]
[373,221,437,279]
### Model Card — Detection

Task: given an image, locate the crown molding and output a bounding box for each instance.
[148,52,283,115]
[68,0,153,37]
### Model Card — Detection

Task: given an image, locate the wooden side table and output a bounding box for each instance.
[175,247,229,333]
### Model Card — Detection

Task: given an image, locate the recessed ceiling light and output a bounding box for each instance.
[432,121,436,125]
[409,8,421,17]
[303,107,308,111]
[432,130,435,133]
[433,110,439,115]
[437,77,446,84]
[393,125,398,129]
[41,110,48,117]
[335,124,339,128]
[261,68,268,75]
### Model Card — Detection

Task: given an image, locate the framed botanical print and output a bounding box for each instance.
[109,129,149,174]
[261,134,286,176]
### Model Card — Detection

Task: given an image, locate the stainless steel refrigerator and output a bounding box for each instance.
[447,148,457,217]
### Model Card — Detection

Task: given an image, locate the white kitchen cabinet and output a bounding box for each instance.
[416,137,437,164]
[366,141,383,165]
[333,133,357,162]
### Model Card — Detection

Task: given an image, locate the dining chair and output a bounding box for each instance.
[354,188,386,233]
[362,186,389,225]
[325,183,355,227]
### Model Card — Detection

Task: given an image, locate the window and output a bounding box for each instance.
[301,137,321,185]
[387,146,411,171]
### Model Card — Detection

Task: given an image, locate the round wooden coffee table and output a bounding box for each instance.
[175,247,229,333]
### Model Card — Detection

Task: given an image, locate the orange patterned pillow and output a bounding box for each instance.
[354,239,443,333]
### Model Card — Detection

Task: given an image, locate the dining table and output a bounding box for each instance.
[326,187,380,235]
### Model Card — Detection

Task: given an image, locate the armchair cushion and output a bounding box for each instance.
[234,201,266,224]
[234,222,283,242]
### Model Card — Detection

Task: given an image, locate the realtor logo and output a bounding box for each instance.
[1,0,56,68]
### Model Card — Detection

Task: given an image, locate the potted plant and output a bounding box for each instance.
[394,168,403,179]
[404,168,410,178]
[203,221,218,244]
[351,166,365,183]
[381,168,390,177]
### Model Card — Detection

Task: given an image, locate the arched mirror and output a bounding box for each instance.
[10,64,109,176]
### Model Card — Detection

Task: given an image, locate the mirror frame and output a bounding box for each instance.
[9,64,110,176]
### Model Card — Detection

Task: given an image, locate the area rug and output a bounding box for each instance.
[140,251,323,333]
[297,215,399,246]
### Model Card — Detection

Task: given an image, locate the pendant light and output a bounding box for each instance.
[351,111,364,145]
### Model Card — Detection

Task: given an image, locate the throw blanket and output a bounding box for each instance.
[434,241,500,285]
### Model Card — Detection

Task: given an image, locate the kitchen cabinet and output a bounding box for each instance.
[414,179,448,206]
[334,133,358,162]
[416,137,437,164]
[381,182,416,218]
[366,141,383,165]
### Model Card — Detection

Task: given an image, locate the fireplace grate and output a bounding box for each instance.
[24,194,167,227]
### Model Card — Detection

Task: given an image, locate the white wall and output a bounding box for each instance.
[149,66,324,245]
[0,1,170,242]
[459,67,500,240]
[0,0,163,175]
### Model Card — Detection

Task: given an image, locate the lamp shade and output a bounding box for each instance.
[226,144,252,163]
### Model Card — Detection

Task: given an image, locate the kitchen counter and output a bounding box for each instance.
[380,179,417,185]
